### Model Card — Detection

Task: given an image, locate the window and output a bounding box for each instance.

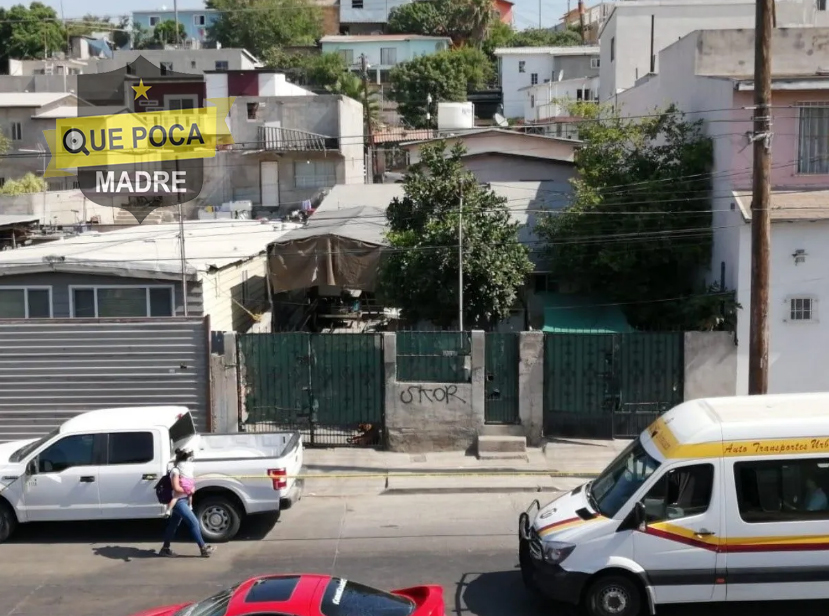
[339,49,354,65]
[215,60,229,71]
[194,14,206,25]
[787,296,816,322]
[160,61,173,75]
[351,0,363,7]
[819,0,827,10]
[0,287,51,318]
[320,579,415,616]
[38,434,96,473]
[149,15,160,26]
[797,103,829,174]
[530,95,535,108]
[735,459,829,522]
[170,412,196,444]
[247,102,259,120]
[107,432,154,465]
[245,576,302,603]
[530,73,538,85]
[380,47,397,65]
[589,439,661,518]
[10,122,22,141]
[167,97,196,110]
[642,464,714,522]
[294,160,336,189]
[590,57,600,69]
[71,286,174,318]
[172,585,241,616]
[518,60,526,73]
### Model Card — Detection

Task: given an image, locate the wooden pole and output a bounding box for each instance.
[748,0,773,395]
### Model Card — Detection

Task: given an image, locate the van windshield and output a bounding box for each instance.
[588,439,661,518]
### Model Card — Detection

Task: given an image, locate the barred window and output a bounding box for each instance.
[797,103,829,174]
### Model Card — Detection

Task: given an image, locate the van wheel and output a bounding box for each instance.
[584,575,642,616]
[195,497,242,543]
[0,501,17,543]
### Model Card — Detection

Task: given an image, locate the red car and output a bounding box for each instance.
[129,574,445,616]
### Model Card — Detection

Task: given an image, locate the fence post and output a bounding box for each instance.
[210,331,240,433]
[471,330,486,432]
[518,331,545,446]
[383,332,397,449]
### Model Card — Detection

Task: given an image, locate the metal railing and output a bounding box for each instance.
[258,126,339,152]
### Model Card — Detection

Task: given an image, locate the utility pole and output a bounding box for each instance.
[458,183,464,331]
[359,54,378,183]
[578,0,586,44]
[748,0,774,395]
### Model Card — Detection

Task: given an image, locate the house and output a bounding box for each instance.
[101,48,261,75]
[0,220,301,332]
[597,0,829,102]
[494,46,600,118]
[400,128,579,184]
[131,9,222,45]
[616,27,829,395]
[522,75,599,132]
[320,35,452,84]
[267,181,572,331]
[556,3,614,44]
[199,69,365,214]
[494,0,515,24]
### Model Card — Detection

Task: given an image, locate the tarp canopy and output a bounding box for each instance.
[541,293,634,333]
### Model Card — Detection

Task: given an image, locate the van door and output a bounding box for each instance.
[22,433,103,521]
[633,461,722,604]
[97,430,165,519]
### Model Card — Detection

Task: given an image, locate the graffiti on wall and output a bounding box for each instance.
[399,384,467,405]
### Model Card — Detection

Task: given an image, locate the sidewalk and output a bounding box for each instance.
[297,438,630,498]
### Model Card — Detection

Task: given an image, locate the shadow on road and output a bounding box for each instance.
[92,545,164,561]
[8,512,280,545]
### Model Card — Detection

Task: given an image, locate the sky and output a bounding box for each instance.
[0,0,572,31]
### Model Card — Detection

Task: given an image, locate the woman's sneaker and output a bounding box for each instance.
[200,545,215,558]
[158,547,175,557]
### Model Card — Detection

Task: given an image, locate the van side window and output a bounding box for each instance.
[642,464,714,522]
[38,434,97,473]
[734,459,829,523]
[107,432,154,465]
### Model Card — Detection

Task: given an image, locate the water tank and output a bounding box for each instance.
[437,102,475,131]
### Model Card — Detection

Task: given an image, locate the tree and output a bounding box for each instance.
[207,0,322,58]
[387,1,445,37]
[0,133,10,156]
[65,14,112,38]
[508,28,581,47]
[326,72,381,129]
[379,141,533,329]
[387,0,495,46]
[535,102,721,330]
[152,19,186,45]
[130,22,153,50]
[389,48,492,128]
[111,16,132,49]
[0,173,46,195]
[263,48,348,87]
[0,2,67,65]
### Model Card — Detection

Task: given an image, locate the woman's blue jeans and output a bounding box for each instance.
[163,499,206,549]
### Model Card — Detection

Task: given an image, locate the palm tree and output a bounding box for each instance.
[449,0,496,47]
[326,71,382,131]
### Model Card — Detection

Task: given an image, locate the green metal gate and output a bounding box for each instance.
[543,332,684,439]
[237,333,385,446]
[485,333,520,424]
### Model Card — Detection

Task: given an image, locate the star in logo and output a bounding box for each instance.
[132,78,152,100]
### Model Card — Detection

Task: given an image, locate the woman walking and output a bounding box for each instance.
[158,448,215,558]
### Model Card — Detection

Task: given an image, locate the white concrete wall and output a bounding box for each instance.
[0,189,128,225]
[684,331,737,399]
[736,221,829,395]
[340,0,408,24]
[524,76,600,123]
[200,256,270,333]
[499,54,556,118]
[338,96,367,184]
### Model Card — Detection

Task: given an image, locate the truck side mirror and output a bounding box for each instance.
[26,459,37,476]
[634,501,647,530]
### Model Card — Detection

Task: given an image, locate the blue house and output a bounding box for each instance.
[132,9,222,45]
[320,34,452,83]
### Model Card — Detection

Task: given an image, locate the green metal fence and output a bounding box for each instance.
[543,332,684,439]
[485,333,520,424]
[237,333,385,446]
[396,331,472,383]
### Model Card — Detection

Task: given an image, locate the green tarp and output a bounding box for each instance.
[541,293,634,334]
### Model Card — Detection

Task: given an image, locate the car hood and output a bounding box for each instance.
[532,484,605,540]
[0,439,34,465]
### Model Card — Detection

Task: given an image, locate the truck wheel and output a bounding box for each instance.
[195,496,242,543]
[0,501,17,543]
[584,575,642,616]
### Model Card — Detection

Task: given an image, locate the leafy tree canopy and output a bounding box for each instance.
[263,49,348,88]
[0,2,66,63]
[152,19,186,45]
[389,48,493,129]
[0,173,46,195]
[387,0,495,46]
[535,102,728,331]
[379,141,533,329]
[207,0,323,58]
[508,28,581,47]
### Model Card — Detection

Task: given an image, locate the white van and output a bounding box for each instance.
[519,392,829,616]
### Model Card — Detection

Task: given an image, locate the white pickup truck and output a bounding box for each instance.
[0,405,304,543]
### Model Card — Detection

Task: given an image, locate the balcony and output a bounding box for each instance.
[258,126,340,152]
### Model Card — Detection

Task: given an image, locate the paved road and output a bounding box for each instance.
[1,492,827,616]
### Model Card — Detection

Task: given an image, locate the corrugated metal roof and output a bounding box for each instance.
[0,214,39,227]
[493,45,600,56]
[733,190,829,222]
[0,92,74,108]
[372,128,436,144]
[0,219,303,279]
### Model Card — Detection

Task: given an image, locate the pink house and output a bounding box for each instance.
[618,28,829,396]
[493,0,514,24]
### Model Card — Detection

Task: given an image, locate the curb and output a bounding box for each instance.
[381,486,564,495]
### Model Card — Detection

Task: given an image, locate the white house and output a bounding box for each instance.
[598,0,829,102]
[522,75,599,125]
[494,46,599,118]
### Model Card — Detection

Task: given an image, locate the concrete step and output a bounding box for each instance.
[476,435,527,459]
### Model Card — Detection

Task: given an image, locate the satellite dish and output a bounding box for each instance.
[493,113,508,127]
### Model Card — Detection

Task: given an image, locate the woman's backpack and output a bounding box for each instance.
[155,472,173,504]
